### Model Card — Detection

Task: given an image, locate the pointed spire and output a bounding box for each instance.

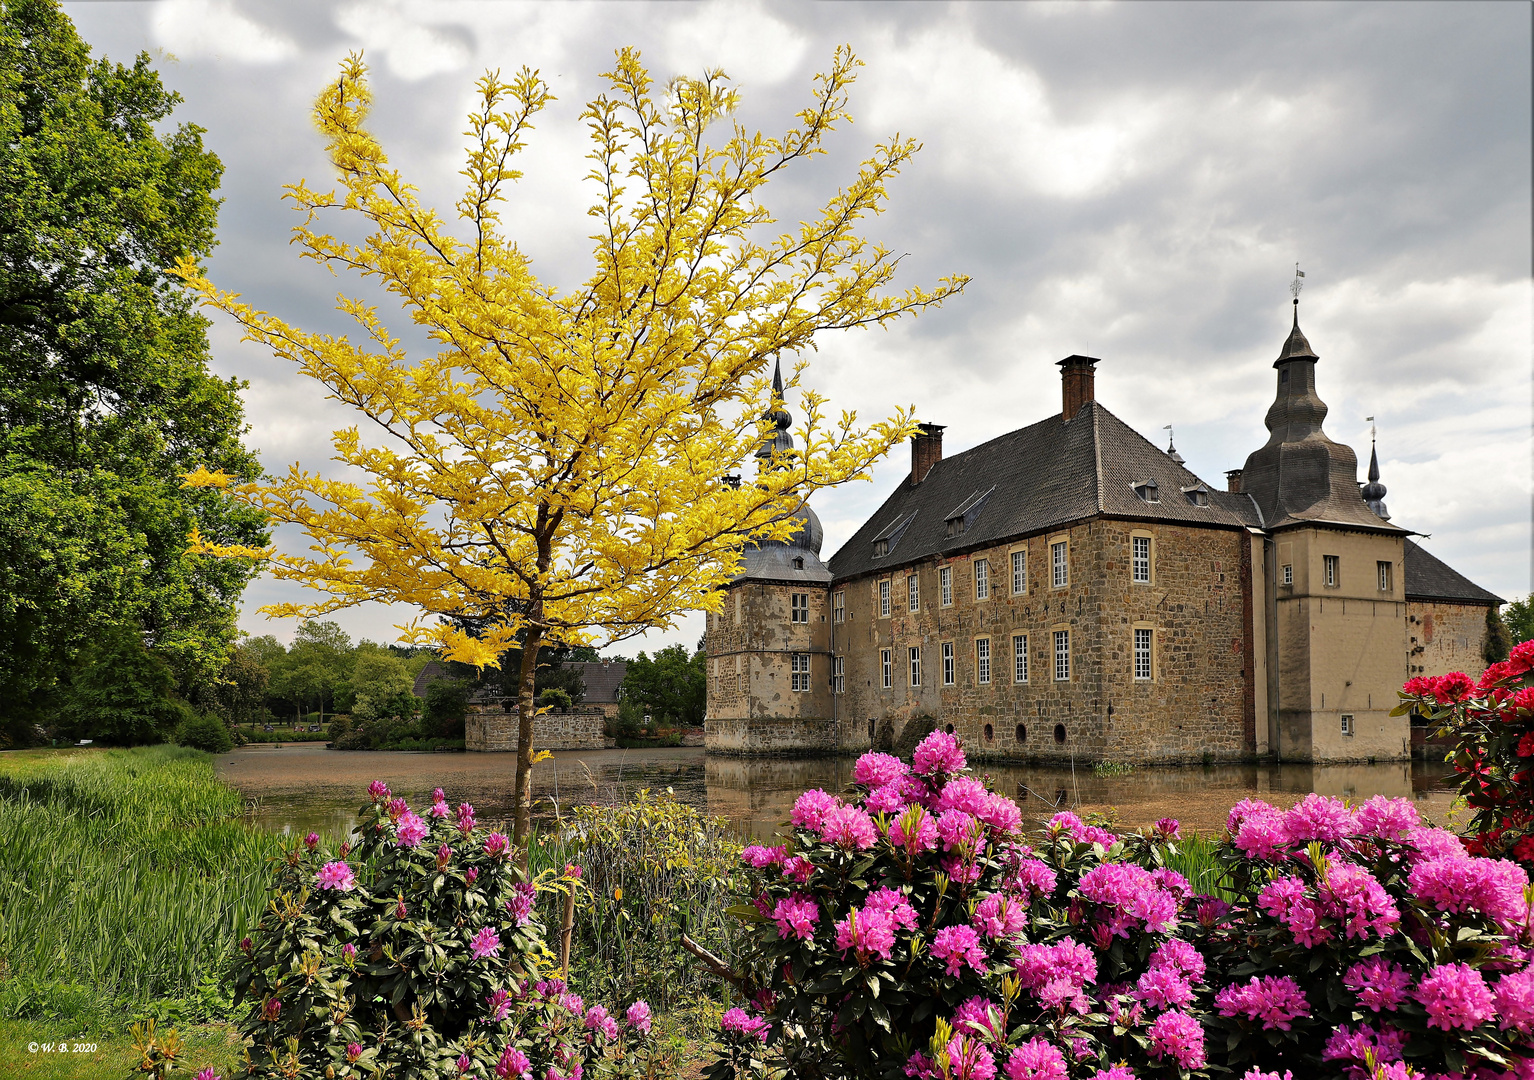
[1163,425,1184,465]
[1276,298,1320,363]
[1362,419,1390,520]
[756,359,794,460]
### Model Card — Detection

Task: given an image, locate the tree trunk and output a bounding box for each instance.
[512,622,544,846]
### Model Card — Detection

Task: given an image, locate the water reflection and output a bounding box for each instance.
[219,744,1459,841]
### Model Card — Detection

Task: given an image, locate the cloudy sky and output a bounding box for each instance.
[67,0,1532,655]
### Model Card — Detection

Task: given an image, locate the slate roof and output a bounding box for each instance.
[827,401,1261,582]
[1403,540,1504,606]
[568,661,628,704]
[412,660,446,698]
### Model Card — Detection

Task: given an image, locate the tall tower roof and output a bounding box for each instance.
[1237,299,1406,533]
[1362,422,1390,520]
[735,359,831,584]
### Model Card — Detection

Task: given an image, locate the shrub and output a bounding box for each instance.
[327,713,352,741]
[176,712,234,754]
[540,687,574,711]
[231,783,661,1079]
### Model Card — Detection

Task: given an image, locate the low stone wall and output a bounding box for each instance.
[705,716,838,756]
[465,708,605,752]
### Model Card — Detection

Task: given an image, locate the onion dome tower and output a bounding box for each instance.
[737,361,831,581]
[1362,424,1390,521]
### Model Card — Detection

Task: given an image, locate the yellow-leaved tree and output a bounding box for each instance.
[180,48,965,841]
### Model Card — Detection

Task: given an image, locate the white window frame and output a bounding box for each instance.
[1011,549,1027,595]
[1132,535,1151,584]
[1282,564,1293,586]
[833,655,845,694]
[880,648,892,689]
[908,573,920,612]
[1051,540,1069,588]
[942,642,955,686]
[1341,713,1355,737]
[1324,555,1339,588]
[1013,633,1028,683]
[939,565,953,607]
[976,637,991,685]
[833,590,845,623]
[791,653,810,692]
[791,592,809,623]
[1377,561,1392,593]
[879,579,891,617]
[1053,629,1070,682]
[908,646,921,687]
[975,558,990,601]
[1134,627,1154,681]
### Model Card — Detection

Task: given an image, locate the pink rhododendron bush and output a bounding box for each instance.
[231,783,658,1080]
[718,733,1534,1080]
[1396,639,1534,872]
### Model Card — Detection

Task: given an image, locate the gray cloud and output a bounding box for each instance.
[64,0,1532,651]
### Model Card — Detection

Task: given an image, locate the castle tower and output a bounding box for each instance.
[1240,296,1411,762]
[703,363,835,754]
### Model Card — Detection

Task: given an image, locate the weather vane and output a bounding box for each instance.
[1290,263,1305,302]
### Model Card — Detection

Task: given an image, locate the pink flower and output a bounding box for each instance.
[936,778,990,815]
[437,842,453,870]
[1343,958,1412,1012]
[1154,816,1182,838]
[625,1000,653,1033]
[931,924,987,977]
[1013,940,1096,1007]
[1405,825,1470,863]
[1214,976,1310,1030]
[429,799,451,818]
[772,894,820,941]
[344,1042,362,1062]
[913,730,966,776]
[1322,1023,1407,1068]
[1046,811,1117,847]
[977,794,1023,835]
[1077,863,1176,935]
[891,806,938,854]
[342,942,356,962]
[487,988,514,1022]
[484,832,511,859]
[854,751,910,788]
[741,844,788,869]
[466,867,479,885]
[820,805,878,850]
[303,832,319,850]
[1087,1069,1137,1080]
[316,861,356,892]
[1149,939,1206,983]
[1283,793,1358,842]
[1196,896,1232,926]
[1356,795,1420,840]
[368,780,391,801]
[1226,796,1277,834]
[387,796,409,821]
[193,1070,222,1080]
[1233,807,1292,860]
[585,1005,619,1040]
[1319,861,1400,940]
[973,893,1027,940]
[864,886,919,930]
[943,1034,996,1080]
[1493,970,1534,1032]
[791,788,840,830]
[783,855,816,884]
[1415,962,1495,1030]
[835,908,898,962]
[905,1051,937,1079]
[470,926,502,960]
[503,882,535,925]
[1147,1009,1205,1069]
[720,1007,769,1040]
[865,783,909,814]
[495,1046,532,1079]
[396,811,429,848]
[1238,1071,1293,1080]
[1151,867,1191,899]
[1003,1038,1066,1080]
[938,810,984,852]
[564,863,582,880]
[1007,858,1058,899]
[1134,967,1194,1011]
[953,996,1004,1039]
[1410,857,1530,926]
[456,802,476,834]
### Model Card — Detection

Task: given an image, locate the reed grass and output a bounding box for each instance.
[1163,832,1233,899]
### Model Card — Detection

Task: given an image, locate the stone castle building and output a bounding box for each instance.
[703,301,1503,763]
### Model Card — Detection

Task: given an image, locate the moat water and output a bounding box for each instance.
[217,744,1460,841]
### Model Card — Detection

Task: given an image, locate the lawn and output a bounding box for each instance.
[0,1019,244,1080]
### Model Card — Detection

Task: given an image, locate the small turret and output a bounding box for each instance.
[1362,422,1390,521]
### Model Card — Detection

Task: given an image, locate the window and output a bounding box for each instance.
[1341,713,1355,737]
[976,637,991,685]
[791,653,810,692]
[940,566,953,606]
[908,574,920,612]
[1377,561,1392,593]
[833,590,845,623]
[1133,479,1160,503]
[1013,634,1029,683]
[1324,555,1339,588]
[975,558,990,600]
[833,656,845,694]
[1282,564,1293,586]
[879,579,891,617]
[1134,627,1153,681]
[942,642,955,685]
[983,723,994,743]
[791,593,809,623]
[880,648,892,689]
[792,556,804,570]
[1053,629,1070,682]
[909,646,921,686]
[1132,535,1151,583]
[1051,541,1069,588]
[1015,723,1027,742]
[1011,549,1027,594]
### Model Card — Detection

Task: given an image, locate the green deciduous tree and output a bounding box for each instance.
[1505,596,1534,645]
[0,0,267,741]
[350,649,415,721]
[618,645,706,728]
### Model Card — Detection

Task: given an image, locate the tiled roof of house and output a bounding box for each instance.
[412,660,446,698]
[827,401,1261,581]
[568,661,628,704]
[1403,540,1504,606]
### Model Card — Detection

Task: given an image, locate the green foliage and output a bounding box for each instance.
[539,686,574,711]
[423,676,471,738]
[1091,760,1134,777]
[53,624,186,745]
[0,747,284,1030]
[0,1,268,730]
[210,639,271,726]
[1483,604,1512,664]
[618,645,706,728]
[176,711,233,754]
[327,713,352,741]
[1505,595,1534,645]
[350,648,416,721]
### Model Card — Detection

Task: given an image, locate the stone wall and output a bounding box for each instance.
[830,518,1253,764]
[465,708,605,752]
[704,715,839,756]
[1407,600,1492,682]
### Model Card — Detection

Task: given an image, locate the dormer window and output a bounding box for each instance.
[944,516,966,538]
[1182,483,1210,507]
[871,512,915,559]
[792,557,804,570]
[943,487,994,540]
[873,539,888,557]
[1132,479,1160,503]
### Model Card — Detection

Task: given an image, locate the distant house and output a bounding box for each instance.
[412,660,447,698]
[567,660,628,719]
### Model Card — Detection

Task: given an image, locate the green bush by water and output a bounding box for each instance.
[0,747,286,1030]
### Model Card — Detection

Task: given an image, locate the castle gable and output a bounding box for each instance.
[1403,540,1504,606]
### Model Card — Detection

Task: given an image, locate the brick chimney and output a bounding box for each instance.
[1057,355,1100,421]
[911,422,945,484]
[1225,469,1243,492]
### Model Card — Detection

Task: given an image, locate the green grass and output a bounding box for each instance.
[1164,832,1234,899]
[0,747,292,1032]
[0,1019,244,1080]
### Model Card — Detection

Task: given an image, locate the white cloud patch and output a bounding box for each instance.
[335,1,472,82]
[151,0,295,63]
[664,0,807,88]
